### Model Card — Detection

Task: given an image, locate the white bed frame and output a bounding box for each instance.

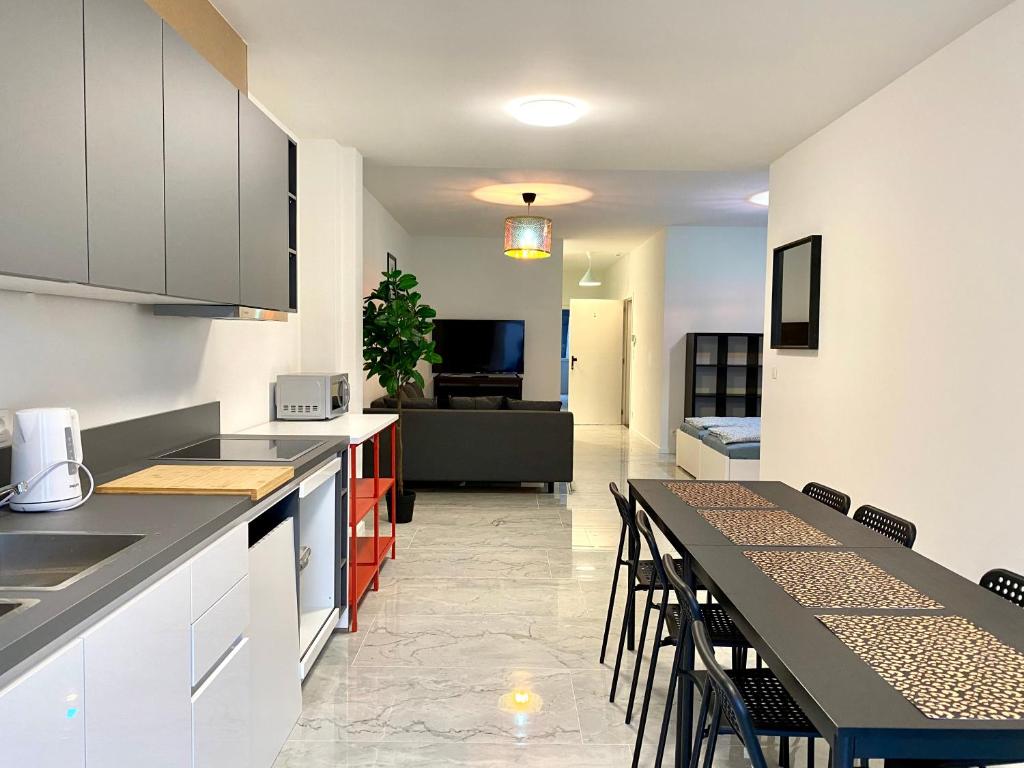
[675,429,702,477]
[697,440,760,481]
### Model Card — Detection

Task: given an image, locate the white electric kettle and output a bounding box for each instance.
[8,408,88,512]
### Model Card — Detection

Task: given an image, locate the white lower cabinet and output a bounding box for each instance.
[0,639,85,767]
[83,564,192,767]
[193,637,251,768]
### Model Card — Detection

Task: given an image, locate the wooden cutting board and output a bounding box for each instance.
[96,464,295,501]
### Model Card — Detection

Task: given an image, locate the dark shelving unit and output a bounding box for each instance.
[287,139,298,312]
[684,332,763,418]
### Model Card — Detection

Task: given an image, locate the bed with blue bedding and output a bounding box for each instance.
[676,416,761,479]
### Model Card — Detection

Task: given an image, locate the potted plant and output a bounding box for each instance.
[362,268,441,523]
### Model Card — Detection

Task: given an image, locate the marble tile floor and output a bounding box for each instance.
[275,426,834,767]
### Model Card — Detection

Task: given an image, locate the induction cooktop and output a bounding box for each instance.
[155,437,324,463]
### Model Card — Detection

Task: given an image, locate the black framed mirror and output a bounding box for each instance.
[770,235,821,349]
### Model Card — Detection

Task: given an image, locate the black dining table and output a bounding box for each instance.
[628,479,1024,768]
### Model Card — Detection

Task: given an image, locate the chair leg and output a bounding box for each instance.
[600,525,626,664]
[701,699,723,768]
[808,738,815,768]
[610,585,635,702]
[625,587,658,724]
[781,736,790,768]
[632,592,670,750]
[652,666,678,768]
[684,683,711,768]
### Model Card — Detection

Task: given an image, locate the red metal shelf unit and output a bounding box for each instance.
[348,421,397,632]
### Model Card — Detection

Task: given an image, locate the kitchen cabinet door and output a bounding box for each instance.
[83,565,191,768]
[239,96,290,311]
[0,0,88,282]
[192,637,251,768]
[163,24,240,304]
[0,640,85,768]
[84,0,165,293]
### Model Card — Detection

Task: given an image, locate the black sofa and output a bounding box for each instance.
[363,406,574,491]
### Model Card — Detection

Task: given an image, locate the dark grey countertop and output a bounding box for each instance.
[0,433,348,686]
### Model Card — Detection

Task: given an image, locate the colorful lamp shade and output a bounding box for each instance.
[504,192,552,260]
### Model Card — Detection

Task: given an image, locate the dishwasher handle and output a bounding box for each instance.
[297,545,312,572]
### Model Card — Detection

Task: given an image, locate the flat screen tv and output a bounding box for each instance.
[431,319,525,374]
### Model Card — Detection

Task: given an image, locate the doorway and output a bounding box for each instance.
[567,298,624,424]
[621,298,632,426]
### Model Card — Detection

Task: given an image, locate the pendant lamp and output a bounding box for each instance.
[578,252,601,287]
[504,192,552,260]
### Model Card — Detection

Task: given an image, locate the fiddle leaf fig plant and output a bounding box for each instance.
[363,269,441,495]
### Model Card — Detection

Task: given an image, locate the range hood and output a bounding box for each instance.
[153,305,289,321]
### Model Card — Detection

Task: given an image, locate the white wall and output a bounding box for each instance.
[604,227,765,450]
[298,141,365,409]
[608,231,667,448]
[362,190,415,405]
[0,290,300,432]
[762,0,1024,578]
[562,265,610,307]
[411,236,563,401]
[663,227,766,448]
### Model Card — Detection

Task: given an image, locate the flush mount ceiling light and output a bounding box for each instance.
[578,252,602,287]
[748,190,770,207]
[504,192,552,260]
[473,182,592,207]
[506,96,587,127]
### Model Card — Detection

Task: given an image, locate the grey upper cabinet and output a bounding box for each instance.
[85,0,166,294]
[239,96,290,311]
[163,24,240,304]
[0,0,88,282]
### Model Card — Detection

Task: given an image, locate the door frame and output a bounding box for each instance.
[621,298,632,426]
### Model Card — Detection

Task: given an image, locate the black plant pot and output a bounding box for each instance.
[386,489,416,524]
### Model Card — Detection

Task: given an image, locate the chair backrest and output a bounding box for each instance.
[661,553,705,638]
[609,482,641,551]
[980,568,1024,609]
[690,612,770,768]
[635,508,669,588]
[852,504,917,548]
[802,482,851,516]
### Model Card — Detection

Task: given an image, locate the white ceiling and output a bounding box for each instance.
[218,0,1009,250]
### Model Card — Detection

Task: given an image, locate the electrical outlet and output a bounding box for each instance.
[0,409,12,449]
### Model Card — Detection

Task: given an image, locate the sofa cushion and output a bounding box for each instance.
[506,399,562,412]
[371,396,437,409]
[400,381,425,399]
[450,395,505,410]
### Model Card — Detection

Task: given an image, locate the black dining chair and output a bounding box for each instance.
[627,510,750,766]
[980,568,1024,608]
[605,483,689,702]
[659,553,818,768]
[852,504,917,548]
[801,482,851,515]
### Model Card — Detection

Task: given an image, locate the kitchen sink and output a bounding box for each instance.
[0,598,38,620]
[0,532,145,590]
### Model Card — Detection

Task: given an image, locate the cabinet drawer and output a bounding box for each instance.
[192,637,251,768]
[191,524,247,621]
[192,576,249,686]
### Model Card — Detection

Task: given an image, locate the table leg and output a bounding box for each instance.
[829,736,853,768]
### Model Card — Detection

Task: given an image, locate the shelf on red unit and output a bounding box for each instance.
[350,494,380,528]
[353,535,377,566]
[350,558,376,603]
[375,533,396,566]
[354,477,394,500]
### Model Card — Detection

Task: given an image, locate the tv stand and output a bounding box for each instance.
[433,373,523,406]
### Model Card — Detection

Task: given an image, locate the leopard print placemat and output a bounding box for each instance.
[818,614,1024,720]
[699,509,840,546]
[664,481,777,509]
[745,550,943,609]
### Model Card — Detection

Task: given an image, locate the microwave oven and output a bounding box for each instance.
[275,373,349,420]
